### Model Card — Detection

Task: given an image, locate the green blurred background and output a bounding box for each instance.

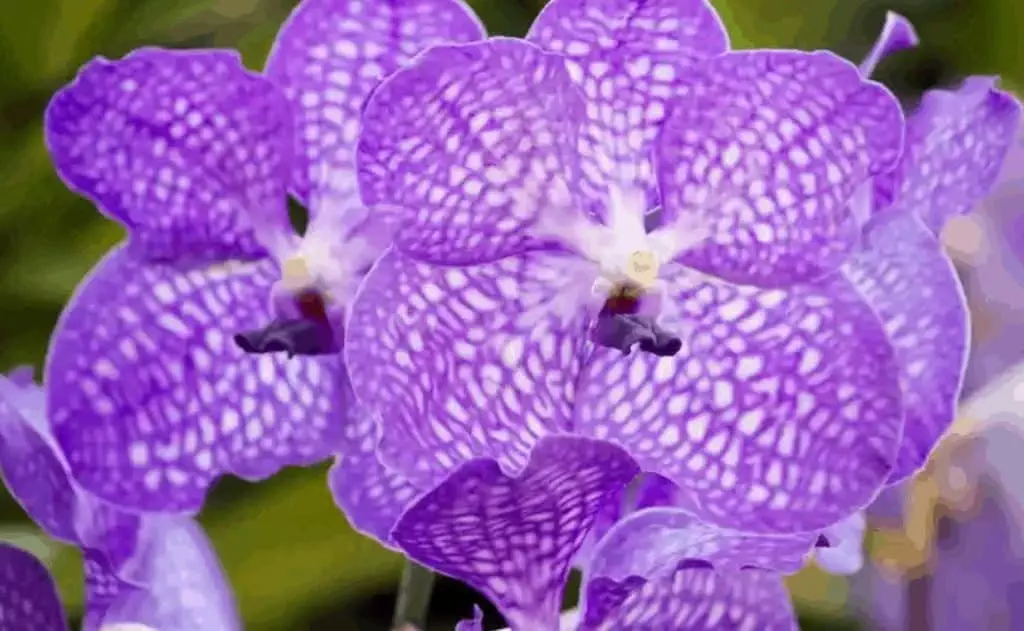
[0,0,1020,629]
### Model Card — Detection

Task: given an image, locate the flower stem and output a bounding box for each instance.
[391,560,436,630]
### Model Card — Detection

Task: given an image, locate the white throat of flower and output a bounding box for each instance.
[99,624,159,631]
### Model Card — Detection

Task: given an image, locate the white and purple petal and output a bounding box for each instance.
[842,211,968,484]
[391,436,640,630]
[813,511,866,575]
[888,76,1021,234]
[45,48,295,261]
[357,38,589,264]
[45,247,343,513]
[264,0,485,210]
[345,248,591,489]
[527,0,729,215]
[575,267,903,533]
[657,49,904,286]
[0,544,69,631]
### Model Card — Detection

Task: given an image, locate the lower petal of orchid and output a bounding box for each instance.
[859,12,919,77]
[45,247,343,513]
[656,49,904,287]
[345,248,592,490]
[0,543,70,631]
[357,38,590,265]
[575,267,904,533]
[583,562,798,631]
[890,76,1021,235]
[587,507,814,585]
[92,518,240,631]
[842,211,968,484]
[390,435,640,630]
[328,388,420,546]
[45,48,295,262]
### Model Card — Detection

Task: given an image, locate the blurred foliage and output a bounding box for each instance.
[0,0,1021,629]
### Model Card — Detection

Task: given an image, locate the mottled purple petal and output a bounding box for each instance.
[357,38,590,264]
[527,0,728,215]
[265,0,485,211]
[657,50,904,286]
[93,518,241,631]
[46,247,342,513]
[859,12,919,77]
[391,436,640,629]
[587,507,813,584]
[575,267,903,533]
[0,543,69,631]
[345,248,591,489]
[583,562,797,631]
[328,384,419,546]
[813,512,866,575]
[45,48,295,261]
[890,77,1021,234]
[843,211,968,483]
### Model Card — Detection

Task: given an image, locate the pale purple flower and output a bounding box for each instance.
[0,543,68,631]
[40,0,485,516]
[0,370,239,630]
[339,0,918,626]
[842,11,1020,485]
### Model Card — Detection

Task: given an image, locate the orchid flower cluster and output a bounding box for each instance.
[0,1,1020,630]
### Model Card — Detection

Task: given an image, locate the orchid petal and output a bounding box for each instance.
[0,544,69,631]
[391,435,640,630]
[657,49,904,286]
[45,247,342,513]
[45,48,294,261]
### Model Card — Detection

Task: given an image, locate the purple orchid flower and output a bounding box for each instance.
[841,11,1020,486]
[0,370,239,630]
[0,543,69,631]
[336,0,919,626]
[40,0,485,515]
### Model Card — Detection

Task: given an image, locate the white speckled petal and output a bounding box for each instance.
[887,76,1021,234]
[345,248,591,489]
[327,382,420,546]
[575,266,903,532]
[264,0,484,210]
[527,0,729,216]
[859,12,919,77]
[45,247,343,513]
[391,436,640,630]
[842,211,968,483]
[583,562,797,631]
[357,38,590,264]
[657,50,904,286]
[45,48,294,261]
[0,543,69,631]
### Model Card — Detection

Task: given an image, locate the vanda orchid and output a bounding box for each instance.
[40,0,484,518]
[0,369,239,630]
[338,2,1022,628]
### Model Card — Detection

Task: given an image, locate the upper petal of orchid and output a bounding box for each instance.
[813,511,866,575]
[886,77,1021,234]
[390,435,640,630]
[92,518,240,631]
[842,211,968,484]
[45,48,296,262]
[45,247,343,513]
[527,0,729,217]
[264,0,485,213]
[345,248,592,489]
[328,381,420,546]
[656,50,904,287]
[575,267,904,533]
[0,543,70,631]
[859,11,919,77]
[586,507,814,585]
[582,561,797,631]
[357,38,592,265]
[0,373,144,576]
